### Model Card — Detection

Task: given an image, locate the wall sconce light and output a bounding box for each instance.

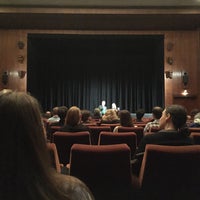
[166,42,174,51]
[181,89,189,96]
[167,57,174,65]
[17,55,25,63]
[17,41,25,49]
[2,71,9,85]
[18,70,26,79]
[182,72,189,87]
[181,72,189,96]
[165,71,173,79]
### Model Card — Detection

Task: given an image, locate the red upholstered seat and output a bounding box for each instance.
[46,142,61,173]
[117,126,144,146]
[69,143,134,200]
[98,131,137,159]
[53,131,91,166]
[189,127,200,133]
[190,132,200,144]
[88,125,111,145]
[138,144,200,199]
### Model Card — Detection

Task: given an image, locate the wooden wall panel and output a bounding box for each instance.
[164,31,199,113]
[0,30,27,91]
[0,29,199,113]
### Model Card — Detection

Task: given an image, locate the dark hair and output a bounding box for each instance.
[93,108,102,119]
[119,110,134,127]
[81,109,92,123]
[136,108,145,120]
[58,106,68,125]
[0,91,94,200]
[165,104,189,135]
[152,106,163,119]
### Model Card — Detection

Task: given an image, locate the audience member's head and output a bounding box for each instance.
[193,112,200,125]
[152,106,163,120]
[93,107,102,119]
[119,109,134,127]
[52,106,59,116]
[159,104,188,133]
[81,109,92,123]
[0,91,94,200]
[65,106,82,126]
[57,106,68,126]
[44,110,52,119]
[102,109,119,122]
[190,108,200,120]
[136,108,145,122]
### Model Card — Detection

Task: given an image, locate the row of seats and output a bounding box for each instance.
[51,127,200,165]
[52,131,137,165]
[48,141,200,200]
[48,125,146,145]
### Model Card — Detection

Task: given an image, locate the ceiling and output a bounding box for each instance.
[1,0,200,8]
[0,0,200,30]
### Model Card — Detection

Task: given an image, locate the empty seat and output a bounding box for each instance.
[88,125,111,145]
[69,143,134,200]
[53,131,91,166]
[138,144,200,199]
[98,131,137,159]
[117,126,144,146]
[46,142,61,173]
[190,132,200,144]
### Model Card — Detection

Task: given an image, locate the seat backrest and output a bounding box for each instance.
[53,131,91,166]
[189,127,200,133]
[69,143,133,199]
[88,125,111,145]
[190,132,200,144]
[98,131,137,159]
[46,125,62,142]
[46,142,61,173]
[100,123,120,131]
[139,144,200,199]
[117,126,144,146]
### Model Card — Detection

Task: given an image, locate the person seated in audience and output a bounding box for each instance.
[187,108,200,126]
[143,106,163,135]
[45,106,68,139]
[98,100,107,115]
[132,104,194,176]
[189,112,200,127]
[135,108,145,122]
[60,106,90,132]
[81,109,93,124]
[0,90,94,200]
[43,110,52,119]
[92,107,102,120]
[47,106,60,124]
[100,109,120,124]
[42,110,52,129]
[113,109,134,132]
[56,106,68,126]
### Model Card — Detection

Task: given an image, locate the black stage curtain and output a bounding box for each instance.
[27,34,164,113]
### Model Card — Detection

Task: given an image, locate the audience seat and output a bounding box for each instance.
[46,142,61,173]
[137,144,200,199]
[189,127,200,133]
[100,123,120,131]
[46,125,62,142]
[69,143,134,200]
[98,131,137,159]
[190,132,200,144]
[87,125,111,145]
[117,126,144,146]
[53,131,91,166]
